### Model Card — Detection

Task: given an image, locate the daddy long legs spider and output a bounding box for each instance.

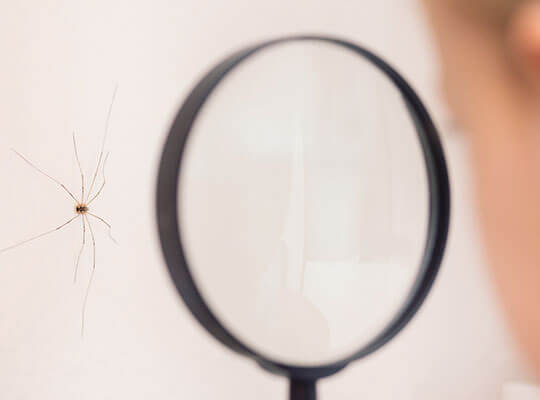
[1,87,118,336]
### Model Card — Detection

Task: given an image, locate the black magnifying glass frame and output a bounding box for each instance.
[157,35,450,400]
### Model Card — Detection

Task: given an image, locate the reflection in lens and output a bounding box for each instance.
[179,41,428,366]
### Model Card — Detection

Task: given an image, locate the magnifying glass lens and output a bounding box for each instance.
[178,41,429,366]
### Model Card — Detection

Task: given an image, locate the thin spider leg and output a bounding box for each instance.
[0,215,79,254]
[86,152,103,204]
[86,86,117,202]
[72,132,85,202]
[74,216,86,283]
[87,153,109,205]
[81,214,96,337]
[87,212,117,244]
[11,149,79,203]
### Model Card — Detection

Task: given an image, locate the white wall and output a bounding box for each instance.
[0,0,532,399]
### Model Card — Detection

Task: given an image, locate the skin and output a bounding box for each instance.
[420,0,540,375]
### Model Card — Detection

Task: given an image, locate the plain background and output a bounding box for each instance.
[0,0,533,399]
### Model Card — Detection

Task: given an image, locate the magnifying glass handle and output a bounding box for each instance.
[290,379,316,400]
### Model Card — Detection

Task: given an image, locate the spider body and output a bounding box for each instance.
[76,204,89,215]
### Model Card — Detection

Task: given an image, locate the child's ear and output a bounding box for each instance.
[508,1,540,92]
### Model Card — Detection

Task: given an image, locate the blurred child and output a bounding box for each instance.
[422,0,540,375]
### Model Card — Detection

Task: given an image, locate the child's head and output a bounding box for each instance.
[422,0,540,376]
[422,0,540,133]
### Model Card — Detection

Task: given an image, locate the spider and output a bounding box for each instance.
[1,88,118,336]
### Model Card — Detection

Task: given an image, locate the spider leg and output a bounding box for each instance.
[11,149,79,203]
[87,153,109,205]
[87,212,117,244]
[86,86,117,202]
[72,132,85,202]
[74,215,86,283]
[0,215,79,254]
[81,214,96,337]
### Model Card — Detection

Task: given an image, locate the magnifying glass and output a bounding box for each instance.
[157,35,450,400]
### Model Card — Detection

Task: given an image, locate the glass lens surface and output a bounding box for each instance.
[178,41,429,366]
